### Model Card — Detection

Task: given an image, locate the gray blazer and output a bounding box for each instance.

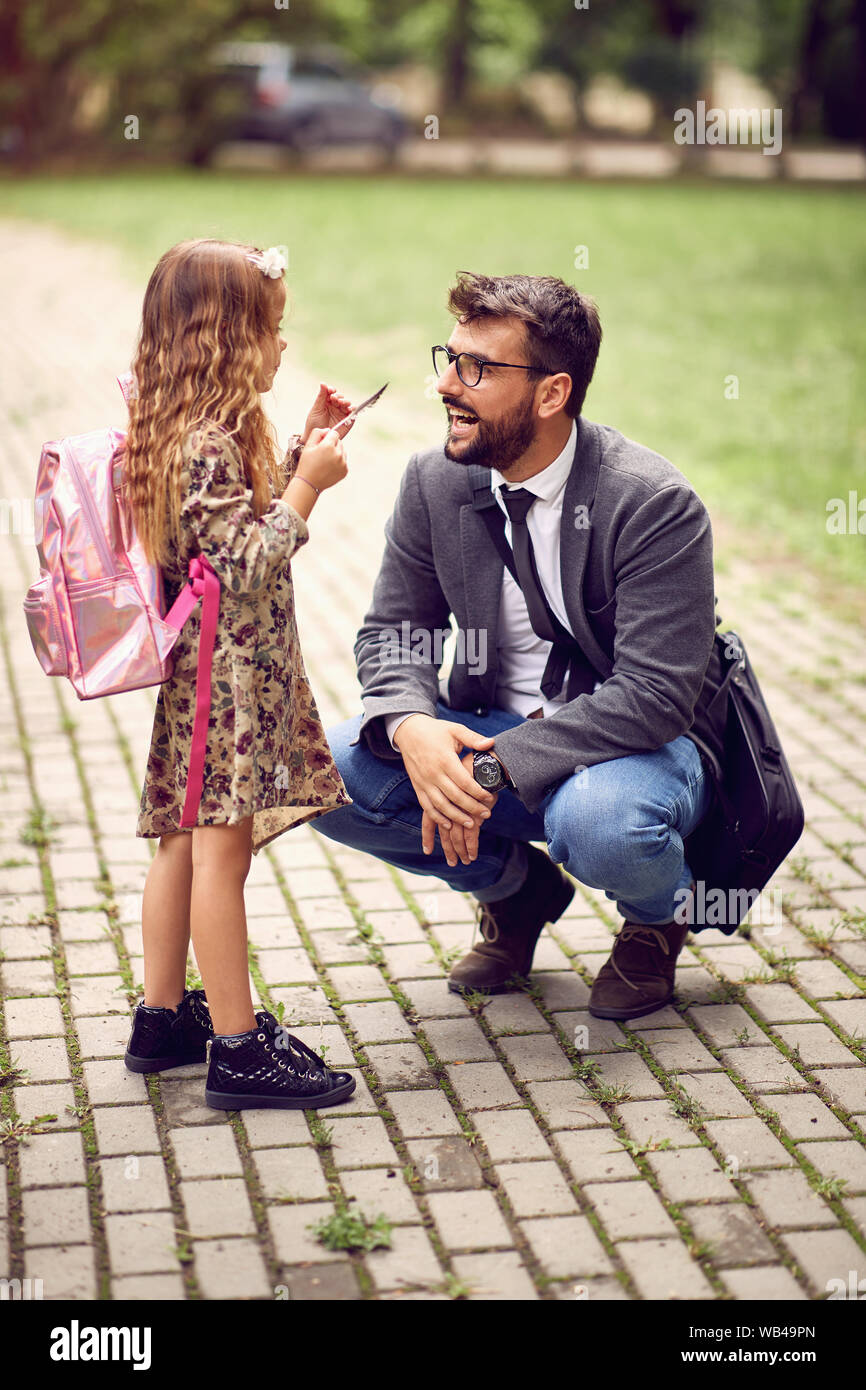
[350,415,726,813]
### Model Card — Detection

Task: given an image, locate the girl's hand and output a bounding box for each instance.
[296,427,348,492]
[302,383,353,442]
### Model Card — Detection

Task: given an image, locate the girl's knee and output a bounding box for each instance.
[158,830,192,860]
[191,821,253,880]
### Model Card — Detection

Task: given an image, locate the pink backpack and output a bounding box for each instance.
[23,375,219,826]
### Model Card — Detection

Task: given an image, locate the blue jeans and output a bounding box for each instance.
[311,702,714,927]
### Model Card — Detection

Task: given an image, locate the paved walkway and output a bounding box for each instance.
[1,222,865,1302]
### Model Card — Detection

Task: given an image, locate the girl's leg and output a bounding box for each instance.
[190,818,257,1036]
[141,831,193,1009]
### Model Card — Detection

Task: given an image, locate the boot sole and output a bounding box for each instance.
[447,871,576,995]
[124,1049,207,1073]
[587,990,675,1021]
[205,1076,356,1111]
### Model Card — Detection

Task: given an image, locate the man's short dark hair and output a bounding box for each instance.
[447,271,602,418]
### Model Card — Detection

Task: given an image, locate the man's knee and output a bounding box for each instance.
[322,715,361,770]
[544,778,664,883]
[317,715,415,826]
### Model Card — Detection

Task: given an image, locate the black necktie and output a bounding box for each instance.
[499,485,595,701]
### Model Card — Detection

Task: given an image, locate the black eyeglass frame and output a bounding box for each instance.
[431,344,549,388]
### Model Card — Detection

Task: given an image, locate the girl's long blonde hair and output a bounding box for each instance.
[125,238,284,567]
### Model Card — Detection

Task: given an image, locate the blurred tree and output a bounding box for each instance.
[0,0,351,164]
[0,0,119,163]
[785,0,866,144]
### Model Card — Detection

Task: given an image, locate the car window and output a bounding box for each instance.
[291,60,346,81]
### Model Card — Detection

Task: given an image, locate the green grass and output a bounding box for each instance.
[3,168,864,607]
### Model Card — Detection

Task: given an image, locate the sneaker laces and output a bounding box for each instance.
[182,989,212,1032]
[256,1011,327,1080]
[610,923,672,992]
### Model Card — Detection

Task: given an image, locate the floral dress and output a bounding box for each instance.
[137,422,352,853]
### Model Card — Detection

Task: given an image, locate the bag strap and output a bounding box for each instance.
[163,555,221,829]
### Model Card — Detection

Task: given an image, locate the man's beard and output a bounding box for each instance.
[443,392,537,471]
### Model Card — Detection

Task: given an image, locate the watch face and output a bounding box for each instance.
[475,757,501,789]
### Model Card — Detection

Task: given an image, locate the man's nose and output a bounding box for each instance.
[436,361,461,396]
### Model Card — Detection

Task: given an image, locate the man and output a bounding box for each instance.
[312,272,727,1019]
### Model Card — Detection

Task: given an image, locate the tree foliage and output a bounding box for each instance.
[1,0,862,163]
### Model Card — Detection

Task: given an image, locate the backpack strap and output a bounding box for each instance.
[163,554,221,829]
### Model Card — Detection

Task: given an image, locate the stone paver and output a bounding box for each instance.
[22,1188,92,1247]
[385,1088,462,1138]
[366,1226,442,1291]
[796,1139,866,1191]
[583,1181,677,1240]
[193,1239,272,1300]
[253,1146,329,1201]
[329,1115,400,1169]
[24,1245,97,1299]
[702,1117,795,1170]
[521,1215,613,1278]
[762,1092,852,1140]
[451,1250,539,1300]
[170,1126,242,1179]
[555,1129,639,1184]
[470,1109,551,1162]
[99,1155,172,1212]
[93,1105,161,1155]
[427,1190,512,1250]
[341,1168,420,1224]
[405,1136,484,1190]
[2,220,865,1301]
[182,1179,258,1237]
[813,1068,866,1113]
[445,1062,523,1111]
[496,1160,578,1217]
[18,1130,86,1187]
[645,1147,739,1202]
[616,1238,716,1300]
[104,1213,182,1277]
[721,1265,808,1299]
[782,1228,866,1295]
[743,1170,838,1229]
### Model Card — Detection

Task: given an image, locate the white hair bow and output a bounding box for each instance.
[246,246,287,278]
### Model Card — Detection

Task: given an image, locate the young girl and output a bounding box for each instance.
[122,237,357,1110]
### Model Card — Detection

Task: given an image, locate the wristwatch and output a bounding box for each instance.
[472,751,513,791]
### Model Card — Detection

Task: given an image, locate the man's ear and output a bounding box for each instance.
[536,372,572,420]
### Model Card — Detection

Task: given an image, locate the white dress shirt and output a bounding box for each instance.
[384,421,593,747]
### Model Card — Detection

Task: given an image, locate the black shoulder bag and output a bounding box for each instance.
[682,630,805,932]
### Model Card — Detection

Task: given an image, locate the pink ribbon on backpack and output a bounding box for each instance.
[164,554,221,829]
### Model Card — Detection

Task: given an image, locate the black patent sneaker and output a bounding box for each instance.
[205,1010,356,1111]
[124,988,213,1073]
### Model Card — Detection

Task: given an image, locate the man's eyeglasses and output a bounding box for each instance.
[431,344,547,389]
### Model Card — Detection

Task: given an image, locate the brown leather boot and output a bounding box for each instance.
[448,844,575,995]
[588,916,690,1020]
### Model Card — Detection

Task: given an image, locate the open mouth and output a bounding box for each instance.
[447,406,479,439]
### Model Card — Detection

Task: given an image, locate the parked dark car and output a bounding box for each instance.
[195,41,408,161]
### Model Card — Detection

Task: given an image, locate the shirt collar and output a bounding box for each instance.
[490,420,577,506]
